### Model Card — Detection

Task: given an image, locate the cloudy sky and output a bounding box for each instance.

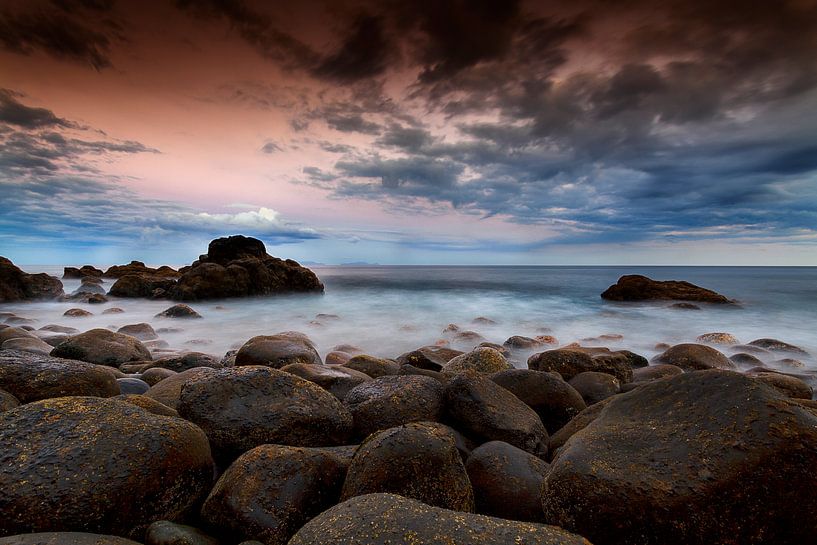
[2,0,817,265]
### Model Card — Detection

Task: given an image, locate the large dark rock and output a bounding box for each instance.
[146,352,222,373]
[155,304,202,319]
[748,338,810,356]
[144,367,217,410]
[0,349,120,402]
[234,332,321,368]
[177,366,352,462]
[396,345,463,371]
[490,369,586,434]
[0,533,141,545]
[116,323,158,341]
[568,371,621,405]
[201,445,348,545]
[51,329,152,366]
[466,440,550,522]
[340,423,474,511]
[342,354,399,378]
[344,375,445,439]
[651,343,735,370]
[542,370,817,545]
[601,274,733,303]
[445,372,549,458]
[108,275,177,298]
[0,397,214,539]
[528,348,633,383]
[280,363,371,400]
[0,257,63,302]
[441,347,512,375]
[104,261,179,279]
[170,236,323,301]
[63,265,104,279]
[289,493,591,545]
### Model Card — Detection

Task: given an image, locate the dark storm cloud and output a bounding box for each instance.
[312,14,393,82]
[0,89,74,129]
[0,0,121,70]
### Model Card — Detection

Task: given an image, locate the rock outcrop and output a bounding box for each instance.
[601,274,733,303]
[0,257,63,302]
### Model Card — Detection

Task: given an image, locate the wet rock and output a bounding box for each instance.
[117,377,150,395]
[528,348,633,383]
[696,332,739,344]
[503,335,544,350]
[144,367,218,410]
[601,274,734,303]
[466,440,550,522]
[145,521,219,545]
[748,338,809,356]
[542,370,817,545]
[51,328,152,366]
[201,445,347,545]
[445,372,548,458]
[177,366,352,462]
[0,349,120,402]
[0,396,214,538]
[325,351,352,365]
[4,316,36,325]
[0,327,36,344]
[477,342,511,357]
[73,282,106,296]
[617,349,649,368]
[0,257,64,302]
[155,304,202,319]
[670,302,701,310]
[490,369,586,434]
[64,265,104,279]
[340,422,474,511]
[108,274,177,298]
[114,394,179,417]
[117,323,159,341]
[398,363,446,382]
[104,261,179,279]
[280,363,371,400]
[64,308,93,317]
[776,357,805,368]
[344,375,445,439]
[729,352,764,367]
[342,354,399,378]
[396,345,463,371]
[140,366,177,386]
[102,307,125,314]
[568,371,621,405]
[548,398,613,455]
[235,332,321,368]
[148,352,221,372]
[451,330,486,345]
[441,347,511,375]
[632,363,683,383]
[534,335,559,345]
[2,336,54,355]
[39,324,79,334]
[0,533,141,545]
[171,236,323,300]
[651,343,735,370]
[0,389,20,412]
[748,371,813,399]
[289,493,590,545]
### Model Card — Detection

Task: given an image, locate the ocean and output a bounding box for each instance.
[4,265,816,368]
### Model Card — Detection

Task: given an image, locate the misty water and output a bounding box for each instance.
[3,266,816,370]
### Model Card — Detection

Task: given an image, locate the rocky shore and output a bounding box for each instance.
[0,249,815,545]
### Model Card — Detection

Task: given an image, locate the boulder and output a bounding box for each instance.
[103,261,179,279]
[748,338,809,356]
[155,304,202,319]
[342,354,399,378]
[63,265,104,279]
[140,367,177,386]
[748,371,813,399]
[117,377,150,395]
[548,398,613,455]
[528,348,633,383]
[102,307,125,314]
[0,534,140,545]
[441,347,512,375]
[340,423,474,511]
[396,346,463,371]
[0,327,36,344]
[177,366,352,462]
[51,329,152,366]
[64,308,93,317]
[114,394,178,417]
[632,363,683,383]
[344,375,445,439]
[108,274,177,298]
[72,282,106,296]
[147,352,221,372]
[490,369,586,434]
[542,370,817,545]
[445,372,549,458]
[234,332,321,368]
[651,343,735,371]
[170,236,323,301]
[289,493,590,545]
[0,349,120,402]
[568,371,621,405]
[601,274,733,303]
[117,323,158,341]
[144,367,217,410]
[729,352,764,367]
[0,257,63,302]
[39,324,79,334]
[466,440,550,522]
[696,332,739,344]
[2,336,53,355]
[145,521,219,545]
[0,397,214,538]
[503,335,545,350]
[280,363,371,400]
[200,445,347,545]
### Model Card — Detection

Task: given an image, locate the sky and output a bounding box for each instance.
[1,0,817,266]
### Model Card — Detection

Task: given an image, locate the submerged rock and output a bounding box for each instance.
[289,493,590,545]
[0,396,214,538]
[748,338,809,356]
[542,370,817,545]
[155,304,202,319]
[601,274,733,303]
[116,323,158,341]
[696,332,739,345]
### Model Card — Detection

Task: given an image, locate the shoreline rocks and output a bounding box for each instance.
[0,257,63,303]
[601,274,734,303]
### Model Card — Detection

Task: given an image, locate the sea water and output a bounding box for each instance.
[3,266,816,369]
